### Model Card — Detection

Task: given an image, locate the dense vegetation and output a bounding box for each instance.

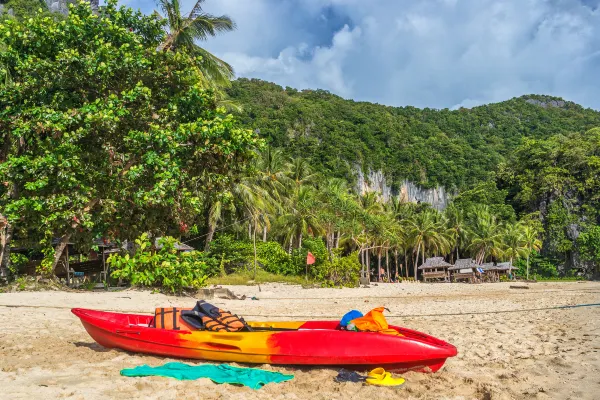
[0,1,598,292]
[225,79,600,277]
[227,79,600,189]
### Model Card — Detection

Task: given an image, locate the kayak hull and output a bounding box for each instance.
[72,308,457,373]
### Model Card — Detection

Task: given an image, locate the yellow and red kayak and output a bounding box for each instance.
[72,308,457,373]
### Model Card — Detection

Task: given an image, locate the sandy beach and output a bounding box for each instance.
[0,281,599,399]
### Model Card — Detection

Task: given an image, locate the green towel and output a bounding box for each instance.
[120,362,294,390]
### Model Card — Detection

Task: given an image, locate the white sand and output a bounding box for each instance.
[1,281,599,399]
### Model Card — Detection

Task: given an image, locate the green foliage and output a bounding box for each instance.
[0,0,49,21]
[8,252,27,279]
[108,234,210,293]
[451,181,515,221]
[208,235,296,275]
[228,79,600,191]
[292,237,327,275]
[310,250,361,287]
[577,225,600,272]
[502,128,600,267]
[514,251,559,278]
[0,0,260,268]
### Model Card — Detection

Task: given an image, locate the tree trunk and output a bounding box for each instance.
[51,234,72,274]
[334,231,340,249]
[366,249,370,280]
[248,223,252,240]
[414,243,420,280]
[526,252,530,280]
[204,225,215,251]
[394,249,398,281]
[253,222,258,280]
[263,225,267,242]
[288,236,293,254]
[0,223,12,281]
[456,246,459,262]
[404,248,408,278]
[377,249,382,282]
[298,233,303,249]
[386,249,390,282]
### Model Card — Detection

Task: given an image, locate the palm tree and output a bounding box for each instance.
[406,210,450,280]
[156,0,236,85]
[467,206,504,264]
[255,146,289,241]
[204,172,272,250]
[278,185,322,251]
[286,158,319,194]
[523,224,542,280]
[502,222,528,270]
[445,205,468,263]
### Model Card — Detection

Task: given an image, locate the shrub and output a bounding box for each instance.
[310,250,361,287]
[8,253,28,281]
[515,251,559,278]
[208,235,295,275]
[109,234,210,293]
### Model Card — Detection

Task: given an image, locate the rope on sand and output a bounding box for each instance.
[0,303,598,318]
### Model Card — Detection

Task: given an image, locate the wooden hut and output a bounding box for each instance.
[480,262,497,282]
[448,258,478,283]
[495,262,516,279]
[418,257,452,282]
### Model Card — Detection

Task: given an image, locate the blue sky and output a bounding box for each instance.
[122,0,600,110]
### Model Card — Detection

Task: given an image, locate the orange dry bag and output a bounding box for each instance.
[350,307,389,331]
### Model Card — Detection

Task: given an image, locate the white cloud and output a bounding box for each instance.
[125,0,600,109]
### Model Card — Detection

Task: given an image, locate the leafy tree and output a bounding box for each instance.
[108,234,211,293]
[0,0,259,275]
[576,225,600,275]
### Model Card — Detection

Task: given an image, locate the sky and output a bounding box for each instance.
[122,0,600,110]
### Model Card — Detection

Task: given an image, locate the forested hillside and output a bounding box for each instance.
[228,79,600,191]
[228,79,600,275]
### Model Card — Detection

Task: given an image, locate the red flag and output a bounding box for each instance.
[306,251,316,265]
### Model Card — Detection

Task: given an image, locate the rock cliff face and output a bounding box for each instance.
[354,166,449,210]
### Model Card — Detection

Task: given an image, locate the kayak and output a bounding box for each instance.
[72,308,457,373]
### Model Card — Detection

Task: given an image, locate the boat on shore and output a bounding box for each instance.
[72,308,457,373]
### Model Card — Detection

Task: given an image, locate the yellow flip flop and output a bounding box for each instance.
[365,368,405,387]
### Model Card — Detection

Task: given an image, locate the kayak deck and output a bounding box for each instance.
[72,308,457,373]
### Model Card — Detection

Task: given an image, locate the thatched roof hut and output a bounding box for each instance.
[448,258,478,271]
[495,262,515,271]
[418,257,452,270]
[480,262,495,270]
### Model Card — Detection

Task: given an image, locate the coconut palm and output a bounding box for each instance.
[445,205,468,263]
[203,172,272,250]
[523,224,542,280]
[156,0,236,85]
[406,210,451,279]
[467,206,504,264]
[278,185,322,251]
[502,222,528,270]
[286,158,319,194]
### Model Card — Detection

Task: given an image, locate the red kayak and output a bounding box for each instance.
[72,308,457,373]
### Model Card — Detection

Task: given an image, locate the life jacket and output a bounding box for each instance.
[180,301,252,332]
[349,307,403,336]
[153,307,193,330]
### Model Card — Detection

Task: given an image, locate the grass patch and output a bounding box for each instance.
[532,276,587,282]
[207,270,310,286]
